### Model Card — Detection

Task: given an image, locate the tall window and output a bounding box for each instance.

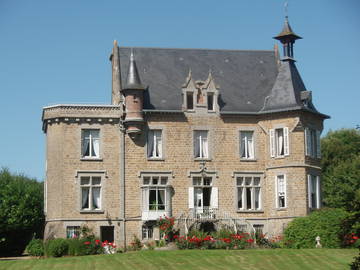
[270,127,289,157]
[207,93,214,111]
[147,130,162,159]
[308,175,321,209]
[305,128,321,158]
[80,176,101,211]
[276,175,286,208]
[240,131,254,159]
[81,129,100,158]
[236,175,261,211]
[66,226,80,238]
[186,92,194,110]
[142,176,169,212]
[188,176,218,213]
[194,131,209,159]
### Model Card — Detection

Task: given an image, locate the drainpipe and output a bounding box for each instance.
[120,120,126,249]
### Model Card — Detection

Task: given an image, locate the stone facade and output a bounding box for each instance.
[42,19,328,247]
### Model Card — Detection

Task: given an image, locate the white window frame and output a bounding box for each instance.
[147,129,163,159]
[270,127,289,157]
[235,174,262,211]
[81,129,100,158]
[66,226,81,238]
[194,130,209,159]
[308,174,321,209]
[240,130,255,159]
[275,174,287,209]
[305,128,321,158]
[79,175,102,212]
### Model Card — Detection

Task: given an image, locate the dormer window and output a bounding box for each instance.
[186,92,194,110]
[207,93,214,111]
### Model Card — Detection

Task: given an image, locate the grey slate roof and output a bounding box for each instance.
[118,47,325,117]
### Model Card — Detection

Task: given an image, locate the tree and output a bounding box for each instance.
[321,129,360,237]
[0,168,44,256]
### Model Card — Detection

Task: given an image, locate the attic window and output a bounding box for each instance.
[187,92,194,110]
[207,93,214,111]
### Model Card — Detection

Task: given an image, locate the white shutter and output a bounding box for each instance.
[284,174,287,208]
[166,187,172,215]
[269,129,275,157]
[284,127,289,156]
[275,176,278,208]
[316,176,321,208]
[188,187,194,209]
[307,175,312,208]
[305,128,310,156]
[316,130,321,158]
[211,187,218,209]
[142,188,148,211]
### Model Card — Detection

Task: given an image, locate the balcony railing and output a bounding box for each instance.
[190,207,218,220]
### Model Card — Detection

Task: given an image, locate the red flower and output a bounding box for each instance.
[353,236,359,240]
[95,239,101,245]
[84,241,91,245]
[173,235,179,239]
[246,239,254,243]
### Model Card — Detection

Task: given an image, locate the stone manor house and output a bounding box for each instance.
[42,17,328,246]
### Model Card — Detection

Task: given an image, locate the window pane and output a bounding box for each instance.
[80,177,90,185]
[246,188,252,210]
[203,177,212,186]
[92,187,101,209]
[66,226,80,239]
[152,177,159,185]
[143,177,150,185]
[92,177,101,185]
[158,189,165,210]
[245,177,252,186]
[81,187,90,209]
[160,177,167,185]
[255,187,260,209]
[276,128,284,156]
[237,177,244,186]
[91,130,99,138]
[149,190,157,210]
[193,177,201,186]
[253,177,260,186]
[237,187,243,209]
[207,94,214,110]
[187,92,193,110]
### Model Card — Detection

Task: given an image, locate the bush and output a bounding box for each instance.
[45,239,69,257]
[284,208,349,248]
[350,248,360,270]
[25,238,44,256]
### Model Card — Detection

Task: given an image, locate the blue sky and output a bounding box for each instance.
[0,0,359,180]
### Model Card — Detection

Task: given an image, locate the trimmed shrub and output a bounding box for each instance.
[284,208,349,248]
[45,239,69,257]
[25,238,44,256]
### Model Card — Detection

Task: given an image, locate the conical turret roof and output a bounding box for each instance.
[274,16,302,41]
[123,50,145,90]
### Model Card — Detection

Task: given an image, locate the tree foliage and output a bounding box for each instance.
[321,129,360,211]
[0,168,44,255]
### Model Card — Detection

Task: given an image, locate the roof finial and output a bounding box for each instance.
[284,1,288,18]
[130,48,134,61]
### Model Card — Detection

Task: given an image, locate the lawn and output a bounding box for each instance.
[0,249,357,270]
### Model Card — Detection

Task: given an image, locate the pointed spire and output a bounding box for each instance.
[124,49,145,90]
[273,16,302,59]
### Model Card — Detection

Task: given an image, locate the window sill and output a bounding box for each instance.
[147,158,165,161]
[80,157,103,161]
[276,208,287,211]
[80,210,104,214]
[237,210,264,213]
[274,156,285,159]
[194,158,212,161]
[240,158,257,162]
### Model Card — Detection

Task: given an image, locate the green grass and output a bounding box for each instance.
[0,249,357,270]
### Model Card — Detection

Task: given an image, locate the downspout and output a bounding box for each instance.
[120,118,126,249]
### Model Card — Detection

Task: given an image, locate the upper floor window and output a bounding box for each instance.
[207,93,214,111]
[270,127,289,157]
[236,175,261,211]
[194,130,209,159]
[147,130,162,159]
[276,175,286,208]
[305,128,321,158]
[80,176,102,211]
[308,175,321,209]
[240,131,254,159]
[81,129,100,158]
[186,92,194,110]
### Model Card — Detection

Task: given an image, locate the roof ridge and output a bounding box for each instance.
[119,46,274,53]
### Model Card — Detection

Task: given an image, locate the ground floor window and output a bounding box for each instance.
[189,176,218,212]
[100,226,114,242]
[253,224,264,235]
[142,221,156,240]
[308,175,321,209]
[236,175,261,211]
[66,226,80,238]
[276,175,286,208]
